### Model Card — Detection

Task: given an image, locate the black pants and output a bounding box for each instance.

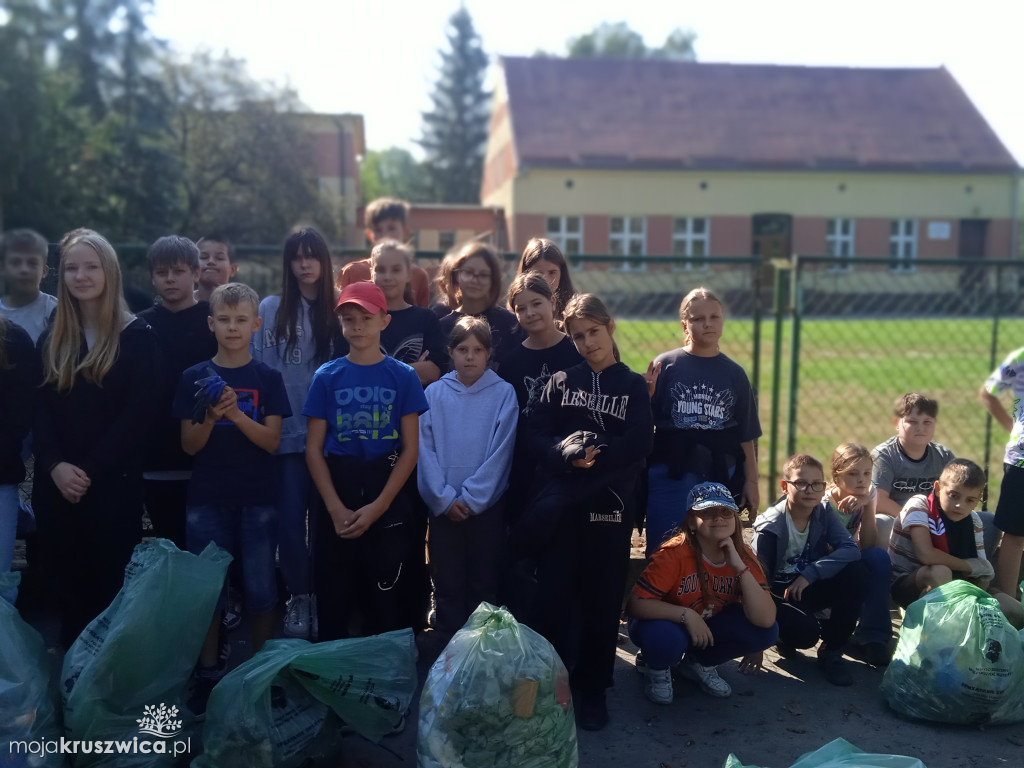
[515,485,634,695]
[429,497,505,636]
[143,478,188,549]
[314,454,419,641]
[772,561,868,650]
[34,472,143,648]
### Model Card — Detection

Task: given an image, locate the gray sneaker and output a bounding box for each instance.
[283,594,312,638]
[678,657,732,698]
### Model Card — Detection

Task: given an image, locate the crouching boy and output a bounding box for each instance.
[752,453,867,686]
[888,458,1023,628]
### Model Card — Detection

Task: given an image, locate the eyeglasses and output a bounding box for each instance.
[455,269,491,283]
[694,508,735,520]
[785,480,826,493]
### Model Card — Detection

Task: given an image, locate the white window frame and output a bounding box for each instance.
[890,219,917,274]
[545,216,584,266]
[609,216,646,272]
[672,217,710,271]
[825,218,855,273]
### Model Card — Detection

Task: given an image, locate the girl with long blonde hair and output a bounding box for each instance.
[34,228,160,646]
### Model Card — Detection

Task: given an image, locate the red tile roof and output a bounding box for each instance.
[500,57,1019,173]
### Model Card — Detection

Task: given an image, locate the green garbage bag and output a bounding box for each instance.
[1,572,62,768]
[61,539,231,766]
[723,737,927,768]
[194,630,417,768]
[881,580,1024,724]
[417,603,577,768]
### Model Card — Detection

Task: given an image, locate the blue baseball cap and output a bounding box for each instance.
[687,482,739,513]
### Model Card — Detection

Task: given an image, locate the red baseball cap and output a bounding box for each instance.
[335,281,388,314]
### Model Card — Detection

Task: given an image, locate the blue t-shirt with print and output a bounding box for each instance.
[173,359,291,506]
[303,355,428,460]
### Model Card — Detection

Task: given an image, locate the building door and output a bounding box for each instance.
[958,219,988,297]
[752,214,793,295]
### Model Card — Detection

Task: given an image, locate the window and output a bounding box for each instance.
[609,216,646,271]
[672,217,710,270]
[826,218,855,272]
[890,219,917,273]
[545,216,583,258]
[438,231,456,251]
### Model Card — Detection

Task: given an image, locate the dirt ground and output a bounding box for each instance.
[13,537,1024,768]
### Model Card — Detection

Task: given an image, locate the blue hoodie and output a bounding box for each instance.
[418,369,518,516]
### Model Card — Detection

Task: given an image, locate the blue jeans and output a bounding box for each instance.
[187,504,278,614]
[855,546,892,645]
[277,453,314,595]
[628,603,779,668]
[0,484,18,604]
[645,465,706,556]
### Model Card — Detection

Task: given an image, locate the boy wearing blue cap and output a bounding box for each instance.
[627,482,778,705]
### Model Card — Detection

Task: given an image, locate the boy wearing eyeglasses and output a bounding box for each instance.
[752,453,866,686]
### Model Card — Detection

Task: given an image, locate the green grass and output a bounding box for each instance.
[615,316,1024,510]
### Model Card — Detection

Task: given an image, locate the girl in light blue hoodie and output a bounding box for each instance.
[418,316,518,636]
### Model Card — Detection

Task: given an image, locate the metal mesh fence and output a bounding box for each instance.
[104,245,1023,511]
[779,256,1023,513]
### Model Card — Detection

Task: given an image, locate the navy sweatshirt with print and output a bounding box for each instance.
[526,360,652,480]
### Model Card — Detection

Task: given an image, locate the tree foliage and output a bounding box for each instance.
[0,0,342,244]
[360,147,424,204]
[418,7,491,204]
[566,21,697,61]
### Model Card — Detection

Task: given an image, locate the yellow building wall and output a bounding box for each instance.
[508,169,1018,220]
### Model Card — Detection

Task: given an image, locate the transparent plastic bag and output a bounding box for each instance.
[417,602,577,768]
[881,580,1024,724]
[0,572,63,767]
[61,539,232,765]
[723,737,927,768]
[194,630,417,768]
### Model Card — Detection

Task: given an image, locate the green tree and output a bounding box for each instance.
[360,147,424,204]
[418,7,490,204]
[566,21,697,60]
[163,50,341,243]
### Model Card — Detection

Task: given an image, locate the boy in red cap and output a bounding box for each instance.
[302,281,428,640]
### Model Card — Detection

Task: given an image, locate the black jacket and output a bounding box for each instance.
[34,317,162,480]
[0,321,38,485]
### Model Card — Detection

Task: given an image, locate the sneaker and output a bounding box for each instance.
[643,666,673,705]
[817,646,853,686]
[774,642,799,659]
[283,594,313,638]
[222,589,242,632]
[678,657,732,698]
[848,641,891,668]
[576,691,609,731]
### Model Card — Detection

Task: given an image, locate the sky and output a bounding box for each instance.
[148,0,1024,164]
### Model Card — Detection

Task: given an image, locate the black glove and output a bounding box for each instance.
[555,430,607,465]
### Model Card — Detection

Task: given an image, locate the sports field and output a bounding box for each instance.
[616,316,1024,509]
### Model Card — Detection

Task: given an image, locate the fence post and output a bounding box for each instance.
[768,261,789,496]
[786,255,802,458]
[982,263,1003,510]
[751,257,762,399]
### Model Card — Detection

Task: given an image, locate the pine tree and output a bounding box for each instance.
[418,7,490,204]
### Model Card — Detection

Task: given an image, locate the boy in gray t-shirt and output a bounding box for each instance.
[872,393,954,545]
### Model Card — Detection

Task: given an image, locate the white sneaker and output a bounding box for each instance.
[679,657,732,698]
[283,594,312,638]
[643,666,673,705]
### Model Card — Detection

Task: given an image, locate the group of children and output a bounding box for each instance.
[2,195,1024,735]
